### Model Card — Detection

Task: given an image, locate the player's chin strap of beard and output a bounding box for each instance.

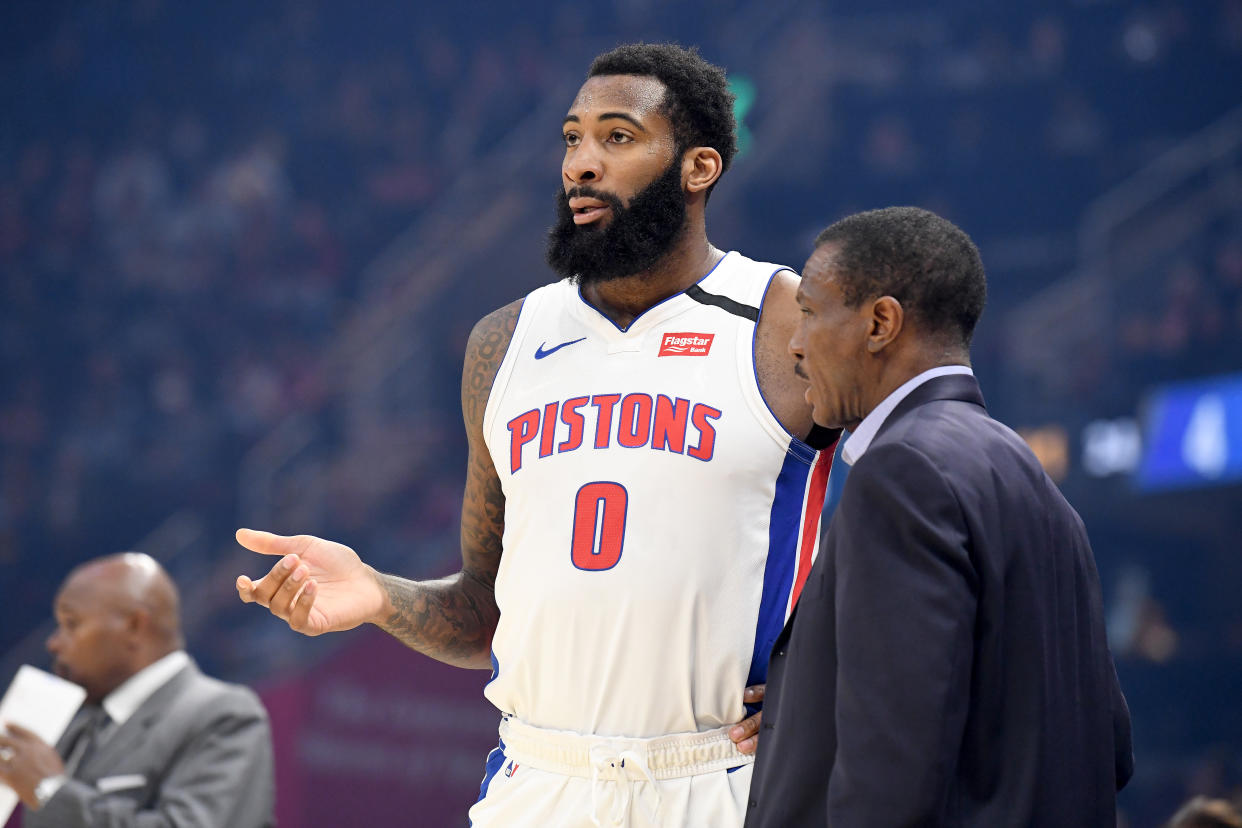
[588,743,661,827]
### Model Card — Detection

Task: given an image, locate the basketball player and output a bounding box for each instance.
[235,43,835,827]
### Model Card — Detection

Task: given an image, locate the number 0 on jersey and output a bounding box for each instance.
[571,482,628,571]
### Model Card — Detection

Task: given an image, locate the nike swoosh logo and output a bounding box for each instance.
[534,337,587,360]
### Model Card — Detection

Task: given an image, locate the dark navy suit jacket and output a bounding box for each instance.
[745,374,1133,827]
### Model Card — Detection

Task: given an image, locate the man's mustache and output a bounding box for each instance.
[564,186,624,211]
[794,361,808,380]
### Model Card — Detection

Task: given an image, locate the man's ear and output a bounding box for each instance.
[683,146,723,194]
[124,608,149,637]
[867,296,904,353]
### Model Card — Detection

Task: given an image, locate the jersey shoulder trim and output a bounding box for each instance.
[685,284,759,322]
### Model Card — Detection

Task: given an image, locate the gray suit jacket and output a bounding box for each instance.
[25,661,275,828]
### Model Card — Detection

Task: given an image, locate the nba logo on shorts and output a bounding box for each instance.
[659,332,714,356]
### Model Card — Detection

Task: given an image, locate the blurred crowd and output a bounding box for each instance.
[2,1,1241,826]
[1116,223,1242,399]
[0,0,560,636]
[737,1,1242,262]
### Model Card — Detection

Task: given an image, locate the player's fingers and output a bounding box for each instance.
[235,528,297,557]
[729,710,761,744]
[238,555,301,610]
[267,562,311,618]
[735,734,758,755]
[236,574,257,604]
[286,580,318,634]
[743,683,765,703]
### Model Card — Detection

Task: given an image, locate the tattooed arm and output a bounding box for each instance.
[368,299,519,667]
[235,300,522,670]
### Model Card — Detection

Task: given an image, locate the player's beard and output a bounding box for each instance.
[545,158,687,285]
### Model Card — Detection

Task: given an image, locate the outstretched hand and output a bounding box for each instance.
[234,529,386,636]
[729,684,765,755]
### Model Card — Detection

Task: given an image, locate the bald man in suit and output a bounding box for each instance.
[0,553,274,827]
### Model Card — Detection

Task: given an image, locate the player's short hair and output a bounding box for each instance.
[815,206,987,348]
[589,43,737,180]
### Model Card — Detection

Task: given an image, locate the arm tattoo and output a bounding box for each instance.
[461,300,521,428]
[376,571,499,668]
[376,301,520,668]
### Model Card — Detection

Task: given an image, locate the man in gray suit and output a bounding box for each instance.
[0,553,275,827]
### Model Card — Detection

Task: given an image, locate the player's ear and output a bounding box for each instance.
[683,147,723,194]
[867,296,904,353]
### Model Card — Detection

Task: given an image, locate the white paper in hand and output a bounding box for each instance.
[0,665,87,822]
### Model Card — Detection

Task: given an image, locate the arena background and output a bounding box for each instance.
[2,1,1240,825]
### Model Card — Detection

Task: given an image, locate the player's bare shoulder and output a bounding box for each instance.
[461,298,524,428]
[755,269,816,441]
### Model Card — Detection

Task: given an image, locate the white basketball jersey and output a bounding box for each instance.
[481,251,830,739]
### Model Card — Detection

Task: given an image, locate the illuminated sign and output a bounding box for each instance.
[1082,418,1141,478]
[1135,372,1242,491]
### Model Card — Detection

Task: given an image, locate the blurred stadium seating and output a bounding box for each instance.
[3,1,1240,824]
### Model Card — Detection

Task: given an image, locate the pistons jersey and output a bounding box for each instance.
[481,251,831,739]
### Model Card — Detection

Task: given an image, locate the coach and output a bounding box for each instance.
[745,207,1133,827]
[0,553,274,827]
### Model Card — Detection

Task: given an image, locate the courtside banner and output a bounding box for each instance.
[259,630,497,826]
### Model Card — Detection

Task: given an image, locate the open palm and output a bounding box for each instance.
[234,529,386,636]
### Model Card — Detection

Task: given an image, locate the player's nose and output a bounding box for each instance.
[789,329,805,357]
[564,140,603,185]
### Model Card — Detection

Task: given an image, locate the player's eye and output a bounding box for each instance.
[608,130,633,144]
[563,132,580,147]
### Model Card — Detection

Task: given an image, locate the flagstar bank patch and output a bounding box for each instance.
[659,332,715,357]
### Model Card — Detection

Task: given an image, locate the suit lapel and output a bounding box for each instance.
[80,664,196,777]
[56,707,98,756]
[775,376,983,642]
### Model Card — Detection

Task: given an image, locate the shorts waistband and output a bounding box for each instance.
[497,716,754,781]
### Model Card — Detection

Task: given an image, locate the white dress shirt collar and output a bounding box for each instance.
[841,365,974,466]
[102,650,191,726]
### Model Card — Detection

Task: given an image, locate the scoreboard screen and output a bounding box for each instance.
[1136,372,1242,492]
